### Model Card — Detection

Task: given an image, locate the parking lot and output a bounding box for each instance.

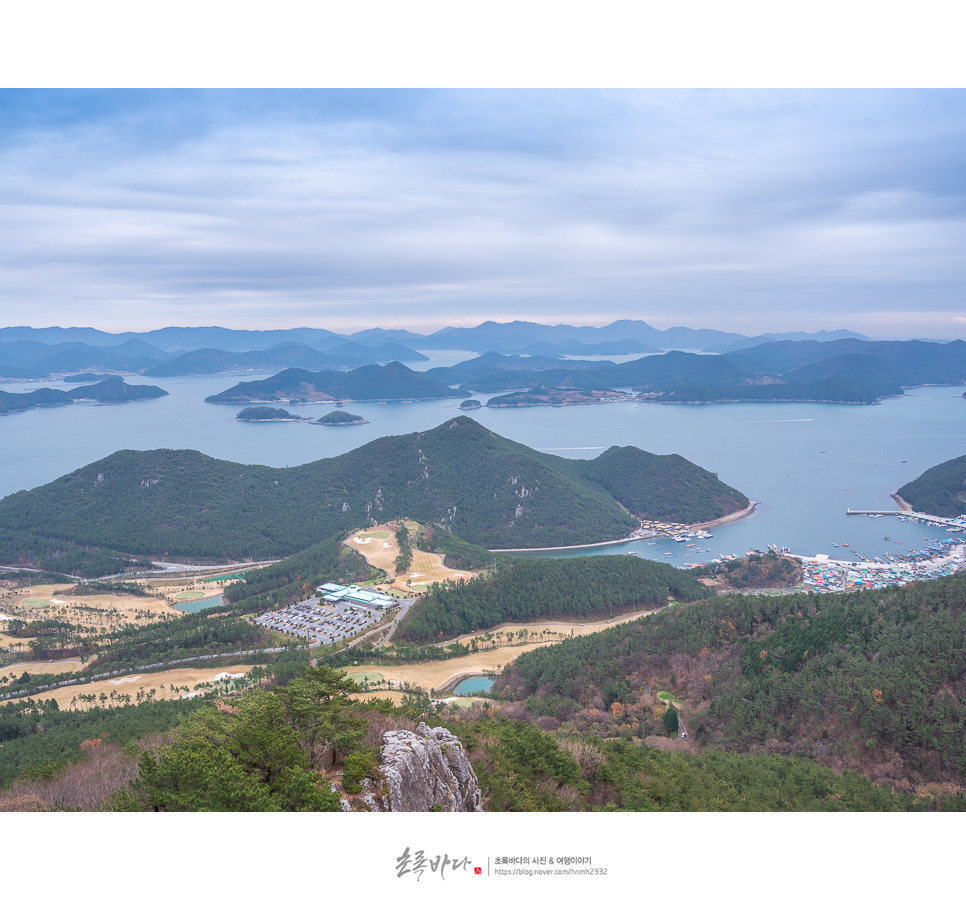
[254,595,396,646]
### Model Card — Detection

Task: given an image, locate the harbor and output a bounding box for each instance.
[688,503,966,594]
[794,538,966,593]
[786,505,966,593]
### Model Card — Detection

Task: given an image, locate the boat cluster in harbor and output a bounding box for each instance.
[894,512,966,533]
[798,538,966,593]
[635,520,714,542]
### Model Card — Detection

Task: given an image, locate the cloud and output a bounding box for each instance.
[0,89,964,337]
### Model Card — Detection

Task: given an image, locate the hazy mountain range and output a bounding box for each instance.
[0,320,881,380]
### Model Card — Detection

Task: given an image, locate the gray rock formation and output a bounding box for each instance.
[380,722,483,812]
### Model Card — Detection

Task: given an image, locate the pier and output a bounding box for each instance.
[848,508,961,526]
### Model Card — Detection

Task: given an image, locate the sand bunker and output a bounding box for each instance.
[108,675,142,685]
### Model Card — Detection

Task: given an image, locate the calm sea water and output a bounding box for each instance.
[3,359,966,565]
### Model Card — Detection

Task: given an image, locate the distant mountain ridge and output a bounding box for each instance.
[204,362,468,404]
[426,339,966,405]
[0,321,883,365]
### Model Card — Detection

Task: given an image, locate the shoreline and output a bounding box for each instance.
[490,500,758,553]
[890,492,913,512]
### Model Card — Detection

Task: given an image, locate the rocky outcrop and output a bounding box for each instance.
[380,722,483,812]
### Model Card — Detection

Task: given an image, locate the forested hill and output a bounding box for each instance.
[897,454,966,518]
[396,556,709,643]
[497,570,966,788]
[0,418,747,573]
[572,446,747,521]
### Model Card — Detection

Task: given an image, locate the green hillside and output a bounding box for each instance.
[396,555,709,643]
[0,418,748,574]
[575,446,748,521]
[897,454,966,518]
[497,570,966,787]
[4,665,953,811]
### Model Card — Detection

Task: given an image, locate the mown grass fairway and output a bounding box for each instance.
[346,520,476,595]
[23,665,256,709]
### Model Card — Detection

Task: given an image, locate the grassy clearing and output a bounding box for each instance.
[657,691,684,706]
[346,671,384,684]
[345,520,477,598]
[21,598,50,609]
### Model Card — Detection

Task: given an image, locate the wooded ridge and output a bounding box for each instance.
[0,417,747,574]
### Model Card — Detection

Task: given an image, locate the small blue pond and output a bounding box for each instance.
[174,595,224,613]
[452,676,495,695]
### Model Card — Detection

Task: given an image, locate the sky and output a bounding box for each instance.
[1,88,965,339]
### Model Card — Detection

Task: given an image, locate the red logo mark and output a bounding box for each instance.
[474,867,482,875]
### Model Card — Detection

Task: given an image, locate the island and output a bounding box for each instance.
[314,410,368,426]
[236,406,309,422]
[486,387,631,408]
[459,399,482,410]
[0,376,168,417]
[205,361,468,405]
[68,376,169,404]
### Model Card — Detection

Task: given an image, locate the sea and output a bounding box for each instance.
[3,351,966,568]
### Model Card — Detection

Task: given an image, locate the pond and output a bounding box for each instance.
[174,594,224,613]
[452,675,495,695]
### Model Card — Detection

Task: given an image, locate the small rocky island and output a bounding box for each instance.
[236,406,308,422]
[314,410,368,426]
[459,399,482,410]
